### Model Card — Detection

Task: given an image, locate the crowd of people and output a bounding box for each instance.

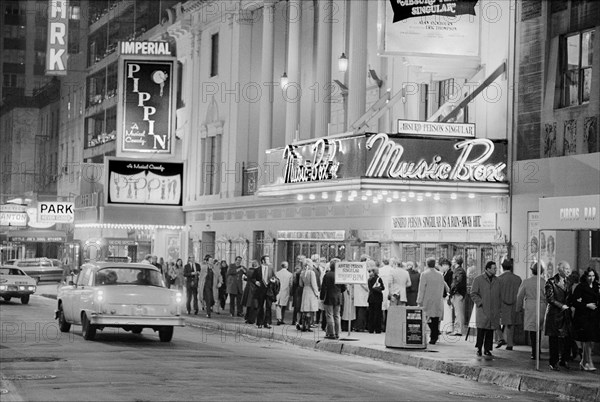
[143,252,599,371]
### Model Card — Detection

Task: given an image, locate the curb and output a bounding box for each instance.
[38,293,598,402]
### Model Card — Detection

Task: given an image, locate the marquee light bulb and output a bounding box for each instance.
[309,194,316,200]
[297,194,304,201]
[408,192,415,198]
[468,193,475,199]
[450,193,457,200]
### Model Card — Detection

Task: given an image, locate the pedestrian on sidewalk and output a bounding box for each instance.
[417,257,446,345]
[406,261,420,306]
[321,258,345,339]
[226,256,245,317]
[291,255,305,326]
[570,267,599,371]
[449,255,467,336]
[242,260,259,324]
[218,260,228,312]
[471,261,501,357]
[377,259,393,331]
[367,267,385,334]
[275,261,293,325]
[495,259,522,350]
[516,262,547,360]
[183,255,201,315]
[440,258,454,334]
[299,260,319,332]
[544,260,574,371]
[203,261,222,318]
[389,258,411,307]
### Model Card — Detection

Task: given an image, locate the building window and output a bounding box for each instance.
[210,33,219,77]
[561,30,594,107]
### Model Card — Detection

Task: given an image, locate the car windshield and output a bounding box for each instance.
[95,267,165,287]
[0,268,25,276]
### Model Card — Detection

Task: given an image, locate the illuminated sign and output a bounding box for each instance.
[276,230,345,241]
[283,139,340,184]
[46,0,69,75]
[119,41,172,56]
[106,158,183,206]
[0,212,27,227]
[366,133,506,182]
[392,213,496,230]
[398,119,475,138]
[38,202,74,223]
[389,0,479,22]
[117,58,176,155]
[539,195,600,231]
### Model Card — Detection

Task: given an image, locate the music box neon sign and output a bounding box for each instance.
[366,133,506,182]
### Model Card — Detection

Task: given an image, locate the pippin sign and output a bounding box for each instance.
[46,0,69,75]
[38,202,74,223]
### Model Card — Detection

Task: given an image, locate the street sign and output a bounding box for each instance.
[335,262,368,284]
[38,202,74,223]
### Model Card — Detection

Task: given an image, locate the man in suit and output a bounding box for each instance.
[183,255,201,314]
[450,255,467,336]
[417,258,447,345]
[226,256,246,317]
[275,261,293,325]
[320,258,346,339]
[252,255,275,328]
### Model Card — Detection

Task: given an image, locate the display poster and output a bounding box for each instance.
[106,158,183,206]
[380,0,480,57]
[526,211,539,275]
[335,262,368,285]
[540,230,556,280]
[405,309,424,345]
[118,58,176,155]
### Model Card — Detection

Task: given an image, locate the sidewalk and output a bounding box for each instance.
[38,284,600,402]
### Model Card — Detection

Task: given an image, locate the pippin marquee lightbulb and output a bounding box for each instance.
[152,70,168,96]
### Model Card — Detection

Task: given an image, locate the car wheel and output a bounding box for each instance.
[20,295,30,304]
[131,327,143,334]
[81,313,96,341]
[2,296,11,302]
[158,326,173,342]
[58,304,71,332]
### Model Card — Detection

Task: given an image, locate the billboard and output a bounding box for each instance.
[106,158,184,206]
[117,55,176,156]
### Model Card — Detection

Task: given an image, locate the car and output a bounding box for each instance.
[4,258,64,283]
[56,261,185,342]
[0,266,37,304]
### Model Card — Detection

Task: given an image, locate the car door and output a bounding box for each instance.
[65,267,91,323]
[78,270,96,321]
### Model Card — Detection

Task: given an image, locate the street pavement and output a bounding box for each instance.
[1,293,555,402]
[32,283,600,401]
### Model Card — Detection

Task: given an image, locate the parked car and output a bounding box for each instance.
[56,262,185,342]
[0,266,37,304]
[5,258,64,283]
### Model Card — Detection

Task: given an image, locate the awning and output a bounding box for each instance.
[7,229,67,242]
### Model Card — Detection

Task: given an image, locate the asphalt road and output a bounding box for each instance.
[1,295,559,401]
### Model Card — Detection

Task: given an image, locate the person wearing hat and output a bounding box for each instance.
[495,258,522,350]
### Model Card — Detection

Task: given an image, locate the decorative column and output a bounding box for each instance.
[347,0,368,129]
[285,0,301,144]
[257,1,276,171]
[314,0,333,138]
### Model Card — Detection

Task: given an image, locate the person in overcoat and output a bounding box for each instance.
[417,257,447,345]
[367,267,385,334]
[406,261,420,306]
[571,267,599,371]
[202,262,223,318]
[470,261,501,356]
[516,262,547,359]
[320,258,346,339]
[226,256,246,317]
[183,256,201,314]
[299,260,319,331]
[495,259,522,350]
[242,260,259,324]
[275,261,293,325]
[198,255,212,311]
[544,260,574,370]
[291,255,305,326]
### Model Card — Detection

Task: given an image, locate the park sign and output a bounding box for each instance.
[46,0,69,75]
[335,262,368,285]
[38,202,74,223]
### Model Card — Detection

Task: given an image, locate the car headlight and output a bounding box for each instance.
[19,286,25,290]
[0,285,6,291]
[28,286,36,291]
[175,292,182,304]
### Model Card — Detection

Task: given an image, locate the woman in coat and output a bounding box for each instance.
[242,260,259,324]
[571,268,599,371]
[516,262,547,359]
[299,260,319,332]
[203,263,223,318]
[417,257,447,345]
[544,261,573,370]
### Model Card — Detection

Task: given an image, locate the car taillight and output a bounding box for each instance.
[95,289,104,302]
[0,285,6,290]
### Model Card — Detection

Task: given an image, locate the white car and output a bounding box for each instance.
[0,266,37,304]
[56,262,185,342]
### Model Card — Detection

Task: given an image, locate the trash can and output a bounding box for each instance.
[385,305,427,349]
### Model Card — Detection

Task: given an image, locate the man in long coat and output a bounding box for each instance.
[275,261,293,325]
[198,255,212,310]
[417,257,446,345]
[495,258,522,350]
[471,261,501,357]
[183,255,201,314]
[226,256,246,317]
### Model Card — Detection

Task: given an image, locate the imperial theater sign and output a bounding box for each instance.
[117,41,176,156]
